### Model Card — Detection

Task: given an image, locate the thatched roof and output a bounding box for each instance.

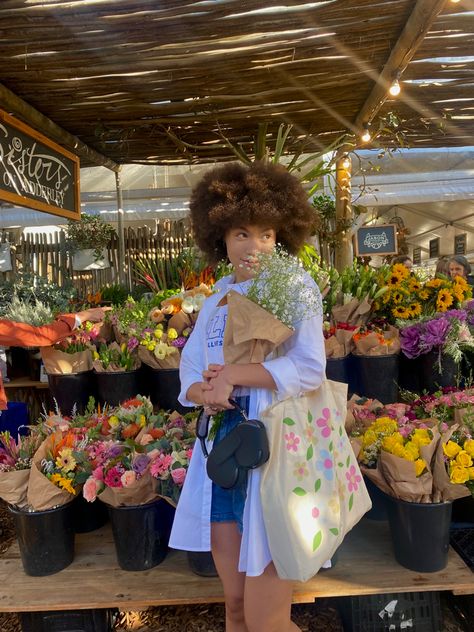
[0,0,472,166]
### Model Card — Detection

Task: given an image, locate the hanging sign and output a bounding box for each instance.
[454,233,467,255]
[429,238,440,259]
[0,109,80,220]
[355,224,397,256]
[412,247,422,265]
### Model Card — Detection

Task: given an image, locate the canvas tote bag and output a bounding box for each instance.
[259,379,372,582]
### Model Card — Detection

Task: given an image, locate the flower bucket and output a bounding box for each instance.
[451,495,474,525]
[107,498,172,571]
[95,369,140,407]
[362,476,389,521]
[47,370,97,416]
[398,354,421,393]
[187,551,218,577]
[386,497,452,572]
[9,501,75,576]
[143,366,188,413]
[351,353,399,404]
[72,248,110,271]
[325,355,357,397]
[419,351,459,393]
[72,495,108,533]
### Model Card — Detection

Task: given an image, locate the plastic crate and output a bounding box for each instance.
[0,401,29,436]
[450,528,474,569]
[337,591,442,632]
[20,608,116,632]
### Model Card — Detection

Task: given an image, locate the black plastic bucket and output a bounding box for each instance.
[398,354,421,393]
[72,495,109,533]
[386,497,452,572]
[187,551,218,577]
[351,353,399,404]
[326,355,357,398]
[143,366,188,413]
[107,498,172,571]
[363,476,389,521]
[419,351,459,393]
[95,369,140,407]
[451,495,474,525]
[9,502,75,576]
[47,370,97,416]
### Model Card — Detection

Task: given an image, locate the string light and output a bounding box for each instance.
[450,0,461,3]
[361,125,371,143]
[389,77,401,96]
[342,154,351,169]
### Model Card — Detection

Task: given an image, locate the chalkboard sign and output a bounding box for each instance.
[355,224,397,256]
[0,109,80,220]
[455,233,467,255]
[429,238,440,259]
[412,247,422,265]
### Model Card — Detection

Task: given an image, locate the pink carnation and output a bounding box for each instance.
[120,470,137,487]
[171,467,187,486]
[83,477,101,503]
[92,466,104,482]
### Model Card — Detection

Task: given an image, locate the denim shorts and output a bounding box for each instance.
[210,396,249,532]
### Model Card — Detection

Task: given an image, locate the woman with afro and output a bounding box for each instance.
[169,162,326,632]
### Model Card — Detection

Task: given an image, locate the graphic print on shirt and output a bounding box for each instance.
[207,310,227,349]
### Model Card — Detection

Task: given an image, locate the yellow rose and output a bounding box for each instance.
[464,439,474,457]
[167,328,178,341]
[443,440,462,459]
[414,458,427,477]
[154,328,163,340]
[468,467,474,480]
[391,444,407,459]
[455,451,473,468]
[450,466,470,485]
[362,430,378,448]
[404,441,420,461]
[93,350,99,360]
[382,434,404,454]
[411,428,432,447]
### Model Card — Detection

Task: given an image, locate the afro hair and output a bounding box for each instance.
[189,161,317,264]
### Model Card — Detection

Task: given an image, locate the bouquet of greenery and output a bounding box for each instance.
[92,342,140,372]
[223,248,321,364]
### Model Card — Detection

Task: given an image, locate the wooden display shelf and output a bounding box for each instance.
[0,520,472,613]
[4,377,49,389]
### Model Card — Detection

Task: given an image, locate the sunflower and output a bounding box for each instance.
[387,271,404,287]
[418,289,430,301]
[391,263,410,281]
[452,275,468,288]
[392,291,403,304]
[425,278,443,289]
[408,279,421,292]
[436,288,454,312]
[392,306,410,319]
[382,290,392,304]
[408,302,422,317]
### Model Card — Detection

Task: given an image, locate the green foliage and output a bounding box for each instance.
[99,284,130,306]
[0,274,76,317]
[65,213,115,261]
[2,295,54,326]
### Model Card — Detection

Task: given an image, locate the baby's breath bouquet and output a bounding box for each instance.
[223,248,321,364]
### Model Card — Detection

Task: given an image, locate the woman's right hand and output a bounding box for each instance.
[77,307,112,323]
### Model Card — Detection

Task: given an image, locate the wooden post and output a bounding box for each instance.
[115,170,126,285]
[334,148,353,271]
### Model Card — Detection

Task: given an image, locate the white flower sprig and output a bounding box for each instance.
[246,248,322,329]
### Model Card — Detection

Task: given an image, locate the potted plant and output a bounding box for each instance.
[65,213,115,271]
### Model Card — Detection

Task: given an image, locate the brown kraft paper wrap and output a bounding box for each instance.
[0,469,30,508]
[353,326,400,356]
[41,347,93,374]
[137,345,180,369]
[27,434,75,511]
[432,425,472,503]
[99,470,159,507]
[167,311,198,336]
[332,297,372,327]
[223,290,293,365]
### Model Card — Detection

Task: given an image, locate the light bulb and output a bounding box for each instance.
[342,155,350,169]
[389,78,401,96]
[361,128,371,143]
[450,0,461,3]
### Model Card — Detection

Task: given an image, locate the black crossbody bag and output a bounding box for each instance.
[196,399,270,489]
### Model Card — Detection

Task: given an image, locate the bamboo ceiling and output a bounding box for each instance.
[0,0,472,166]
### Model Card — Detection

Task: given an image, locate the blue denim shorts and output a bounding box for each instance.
[210,396,249,532]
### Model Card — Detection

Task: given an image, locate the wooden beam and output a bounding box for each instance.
[0,82,120,172]
[354,0,446,129]
[334,147,353,271]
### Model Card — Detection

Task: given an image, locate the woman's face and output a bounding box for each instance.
[225,224,276,282]
[449,261,467,279]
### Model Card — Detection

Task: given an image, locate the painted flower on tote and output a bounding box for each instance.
[284,432,301,453]
[316,408,332,438]
[316,449,334,480]
[293,461,309,481]
[345,465,362,493]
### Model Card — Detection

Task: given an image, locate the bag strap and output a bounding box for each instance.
[197,398,248,458]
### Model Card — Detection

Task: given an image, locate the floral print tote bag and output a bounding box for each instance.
[259,379,372,582]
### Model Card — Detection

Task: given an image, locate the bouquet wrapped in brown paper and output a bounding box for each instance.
[223,249,322,365]
[98,470,159,508]
[332,297,372,327]
[27,429,90,511]
[41,346,92,374]
[352,324,400,356]
[0,431,43,509]
[355,415,472,503]
[92,341,141,372]
[323,323,360,359]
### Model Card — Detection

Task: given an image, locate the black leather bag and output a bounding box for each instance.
[198,400,270,489]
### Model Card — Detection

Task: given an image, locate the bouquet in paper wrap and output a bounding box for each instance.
[223,249,321,364]
[352,323,400,356]
[323,322,359,359]
[92,341,141,372]
[40,321,101,374]
[0,431,43,509]
[352,416,472,503]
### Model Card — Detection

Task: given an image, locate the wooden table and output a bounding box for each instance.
[0,520,472,613]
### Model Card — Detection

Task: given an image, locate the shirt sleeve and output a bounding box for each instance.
[0,316,76,347]
[178,305,208,407]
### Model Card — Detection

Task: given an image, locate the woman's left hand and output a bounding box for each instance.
[202,363,225,382]
[202,366,235,412]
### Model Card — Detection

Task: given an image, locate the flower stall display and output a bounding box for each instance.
[0,431,43,508]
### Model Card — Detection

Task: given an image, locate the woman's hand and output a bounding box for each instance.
[202,367,235,412]
[77,307,112,323]
[202,363,225,382]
